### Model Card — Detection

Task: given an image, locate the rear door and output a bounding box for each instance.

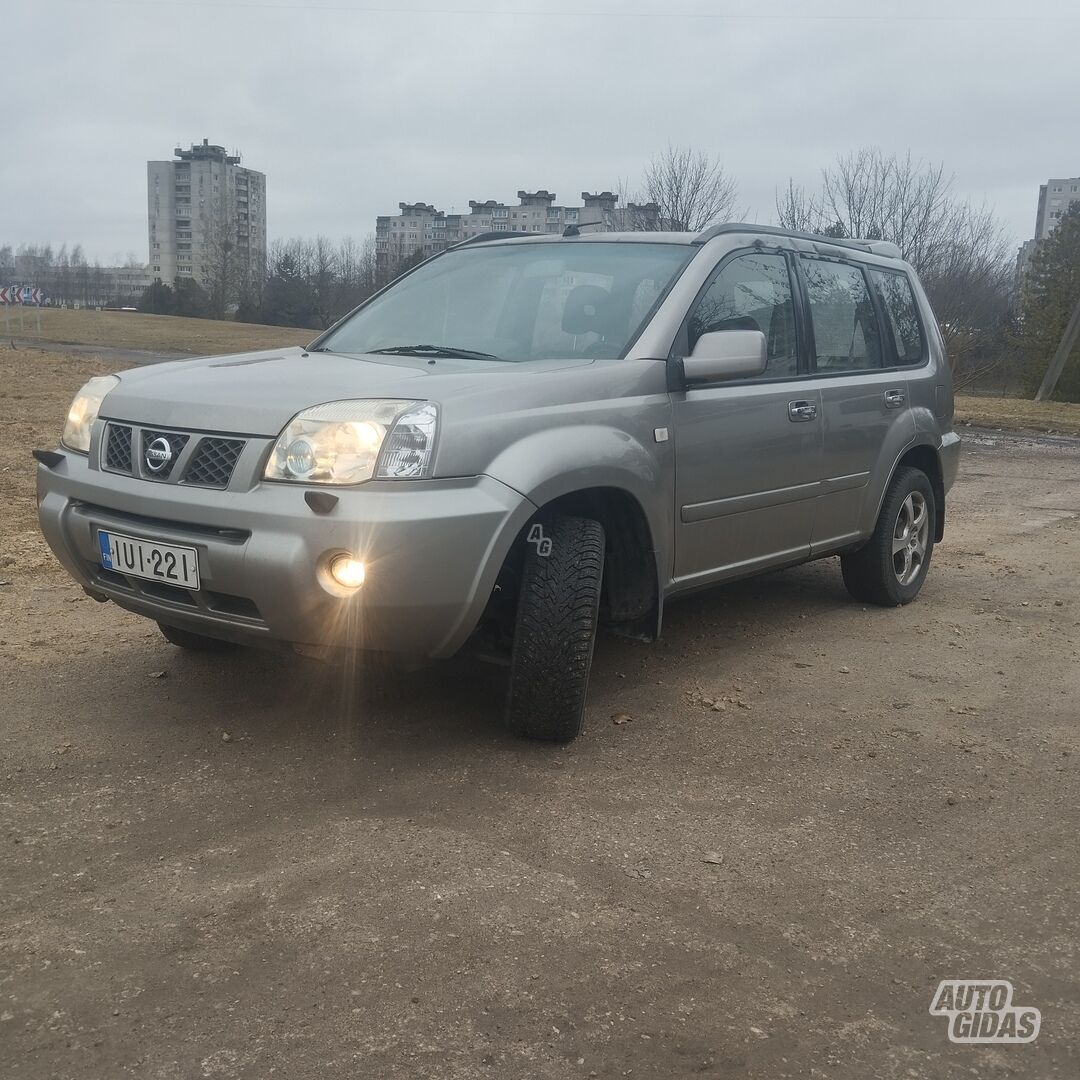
[795,255,917,552]
[670,251,822,585]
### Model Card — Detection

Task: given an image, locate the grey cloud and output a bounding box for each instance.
[3,0,1076,260]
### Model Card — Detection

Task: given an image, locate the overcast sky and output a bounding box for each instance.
[4,0,1076,264]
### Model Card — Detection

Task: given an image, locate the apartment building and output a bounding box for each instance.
[374,190,661,273]
[1034,177,1080,239]
[1017,175,1080,287]
[147,139,266,298]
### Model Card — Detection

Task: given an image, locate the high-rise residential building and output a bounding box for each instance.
[147,139,266,300]
[1016,175,1080,288]
[1033,177,1080,239]
[374,190,660,275]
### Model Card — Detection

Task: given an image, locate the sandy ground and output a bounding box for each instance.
[1,361,1079,1077]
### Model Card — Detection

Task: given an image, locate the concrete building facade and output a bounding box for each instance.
[147,139,266,298]
[374,190,660,274]
[1017,175,1080,289]
[1034,177,1080,239]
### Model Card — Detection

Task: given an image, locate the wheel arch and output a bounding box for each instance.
[543,486,661,639]
[483,425,672,643]
[887,442,946,542]
[493,484,663,644]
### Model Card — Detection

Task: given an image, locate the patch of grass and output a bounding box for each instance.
[1,307,312,355]
[0,350,104,572]
[954,395,1080,437]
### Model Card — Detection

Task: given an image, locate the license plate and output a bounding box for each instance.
[98,530,200,590]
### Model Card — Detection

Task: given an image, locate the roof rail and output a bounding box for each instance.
[451,230,534,249]
[692,222,903,259]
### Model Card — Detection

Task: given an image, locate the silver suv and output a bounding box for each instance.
[37,224,960,742]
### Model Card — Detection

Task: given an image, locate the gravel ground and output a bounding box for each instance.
[2,431,1078,1079]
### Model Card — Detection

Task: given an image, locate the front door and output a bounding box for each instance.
[671,251,821,585]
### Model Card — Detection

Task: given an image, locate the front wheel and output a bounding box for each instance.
[841,466,936,606]
[505,515,605,742]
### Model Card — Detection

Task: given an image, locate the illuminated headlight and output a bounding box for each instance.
[61,375,119,453]
[264,399,439,485]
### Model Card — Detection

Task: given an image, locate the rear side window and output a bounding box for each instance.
[868,268,925,365]
[800,257,884,372]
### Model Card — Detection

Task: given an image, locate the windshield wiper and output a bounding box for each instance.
[370,344,502,361]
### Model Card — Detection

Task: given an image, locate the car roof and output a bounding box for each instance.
[455,230,700,247]
[456,222,904,260]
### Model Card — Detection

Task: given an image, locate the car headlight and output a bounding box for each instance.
[263,399,439,485]
[62,375,119,454]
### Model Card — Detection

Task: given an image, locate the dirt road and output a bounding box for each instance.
[2,431,1078,1079]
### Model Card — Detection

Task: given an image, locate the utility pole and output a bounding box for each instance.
[1035,294,1080,401]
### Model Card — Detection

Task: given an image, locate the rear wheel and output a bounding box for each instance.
[505,515,605,742]
[157,622,238,652]
[841,466,935,606]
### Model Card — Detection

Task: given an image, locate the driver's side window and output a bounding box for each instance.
[687,253,798,379]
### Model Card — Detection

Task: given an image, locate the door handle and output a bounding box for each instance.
[788,400,817,422]
[884,388,907,409]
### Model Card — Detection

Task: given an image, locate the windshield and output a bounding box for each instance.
[319,241,693,362]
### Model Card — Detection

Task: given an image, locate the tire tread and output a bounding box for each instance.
[505,515,605,742]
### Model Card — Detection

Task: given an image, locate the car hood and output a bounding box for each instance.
[101,346,592,436]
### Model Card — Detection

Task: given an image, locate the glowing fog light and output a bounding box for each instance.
[328,554,366,589]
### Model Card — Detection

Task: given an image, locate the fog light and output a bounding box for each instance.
[329,554,366,589]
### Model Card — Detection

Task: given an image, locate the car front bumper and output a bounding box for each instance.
[36,451,535,659]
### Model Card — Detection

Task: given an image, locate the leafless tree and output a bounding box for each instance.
[919,201,1014,365]
[817,149,955,270]
[634,145,739,232]
[776,180,820,233]
[777,149,1015,367]
[202,228,244,318]
[306,236,340,329]
[335,235,378,313]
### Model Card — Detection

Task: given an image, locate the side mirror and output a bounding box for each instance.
[684,330,767,383]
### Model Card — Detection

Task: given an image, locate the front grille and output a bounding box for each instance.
[141,429,189,480]
[98,426,246,488]
[183,438,245,488]
[104,425,133,473]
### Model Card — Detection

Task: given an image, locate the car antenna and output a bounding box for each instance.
[562,220,607,238]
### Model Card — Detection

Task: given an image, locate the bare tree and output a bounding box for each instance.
[818,150,951,268]
[777,149,1014,368]
[202,228,243,318]
[919,201,1014,366]
[305,236,340,329]
[635,145,739,232]
[775,179,827,234]
[336,235,377,314]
